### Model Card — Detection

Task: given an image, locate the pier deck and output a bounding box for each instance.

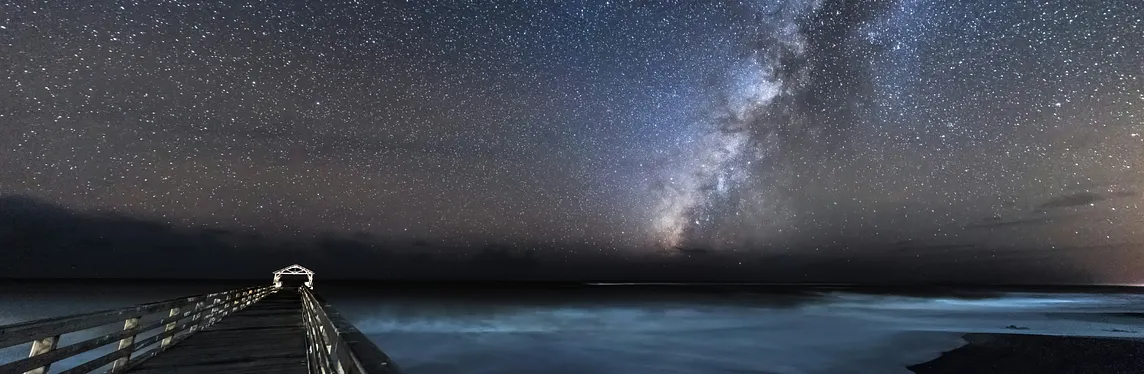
[125,289,309,374]
[0,264,399,374]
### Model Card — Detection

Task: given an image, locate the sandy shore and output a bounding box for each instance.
[909,333,1144,374]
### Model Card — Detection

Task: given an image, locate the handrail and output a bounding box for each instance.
[0,285,263,349]
[299,287,401,374]
[0,285,275,374]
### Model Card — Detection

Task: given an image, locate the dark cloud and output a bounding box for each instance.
[1038,192,1107,209]
[0,194,1104,284]
[965,216,1062,229]
[1109,191,1138,199]
[1037,190,1138,210]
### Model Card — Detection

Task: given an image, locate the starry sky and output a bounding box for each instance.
[2,0,1143,281]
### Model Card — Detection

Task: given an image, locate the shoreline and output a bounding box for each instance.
[909,333,1144,373]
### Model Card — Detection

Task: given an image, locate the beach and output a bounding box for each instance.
[910,332,1144,374]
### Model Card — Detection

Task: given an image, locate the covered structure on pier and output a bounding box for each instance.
[273,264,315,289]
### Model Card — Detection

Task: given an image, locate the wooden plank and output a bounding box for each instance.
[135,349,305,367]
[126,357,309,374]
[150,336,305,357]
[171,329,305,346]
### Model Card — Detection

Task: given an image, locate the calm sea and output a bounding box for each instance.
[3,282,1143,374]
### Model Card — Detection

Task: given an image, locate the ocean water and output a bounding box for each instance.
[2,283,1143,374]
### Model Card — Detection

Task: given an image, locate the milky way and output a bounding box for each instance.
[1,0,1143,276]
[652,0,1144,264]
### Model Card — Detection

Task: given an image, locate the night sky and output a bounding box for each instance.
[2,0,1143,282]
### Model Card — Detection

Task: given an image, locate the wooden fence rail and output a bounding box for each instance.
[300,287,400,374]
[0,285,273,374]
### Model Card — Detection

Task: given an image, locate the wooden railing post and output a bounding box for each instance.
[189,300,204,333]
[24,335,59,374]
[111,317,140,371]
[161,307,181,348]
[207,296,222,325]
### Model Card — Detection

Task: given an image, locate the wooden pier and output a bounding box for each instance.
[0,265,400,374]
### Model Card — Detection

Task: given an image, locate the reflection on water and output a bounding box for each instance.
[2,283,1142,374]
[329,290,1144,374]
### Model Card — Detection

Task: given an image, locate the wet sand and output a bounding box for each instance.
[909,333,1144,374]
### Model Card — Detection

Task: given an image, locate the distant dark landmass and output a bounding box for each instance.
[0,195,1107,284]
[909,333,1144,374]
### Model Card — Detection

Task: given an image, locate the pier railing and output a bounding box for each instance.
[300,286,400,374]
[0,285,274,374]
